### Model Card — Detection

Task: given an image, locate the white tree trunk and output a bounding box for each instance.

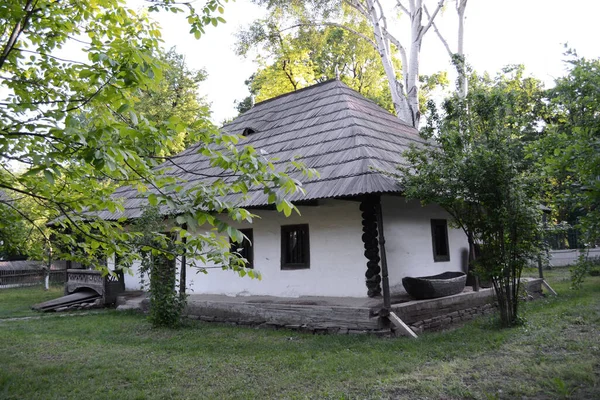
[406,1,424,128]
[45,246,52,291]
[365,0,409,122]
[344,0,463,128]
[456,0,468,99]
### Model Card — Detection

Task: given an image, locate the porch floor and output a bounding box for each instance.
[185,284,484,311]
[117,279,543,335]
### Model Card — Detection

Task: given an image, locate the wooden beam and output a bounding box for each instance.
[389,311,418,339]
[375,197,391,312]
[541,280,557,296]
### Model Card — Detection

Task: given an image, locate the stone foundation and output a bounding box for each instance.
[410,303,496,333]
[118,278,546,336]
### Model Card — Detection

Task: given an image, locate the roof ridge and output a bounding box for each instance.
[251,79,341,109]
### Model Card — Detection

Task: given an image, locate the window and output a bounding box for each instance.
[230,229,254,269]
[431,219,450,262]
[281,224,310,269]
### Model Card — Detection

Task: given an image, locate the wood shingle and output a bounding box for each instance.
[98,79,424,220]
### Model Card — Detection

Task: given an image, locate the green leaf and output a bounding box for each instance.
[117,104,130,113]
[44,170,54,185]
[148,193,158,206]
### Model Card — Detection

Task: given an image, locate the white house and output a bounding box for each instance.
[112,79,469,299]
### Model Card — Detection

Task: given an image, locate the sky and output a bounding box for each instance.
[144,0,600,124]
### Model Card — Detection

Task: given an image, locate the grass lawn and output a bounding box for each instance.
[0,269,598,399]
[0,285,64,319]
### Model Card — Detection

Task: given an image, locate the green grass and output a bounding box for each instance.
[0,269,598,399]
[0,285,64,318]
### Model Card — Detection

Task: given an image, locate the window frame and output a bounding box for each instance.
[431,219,450,262]
[280,224,310,270]
[230,228,254,269]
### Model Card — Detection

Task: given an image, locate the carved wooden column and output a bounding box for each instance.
[360,196,382,297]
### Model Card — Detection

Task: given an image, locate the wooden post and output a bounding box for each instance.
[468,233,480,291]
[179,235,187,297]
[375,196,391,314]
[360,197,382,297]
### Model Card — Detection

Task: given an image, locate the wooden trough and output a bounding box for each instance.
[402,271,467,300]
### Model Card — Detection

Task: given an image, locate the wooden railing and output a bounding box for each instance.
[65,269,125,304]
[0,269,66,289]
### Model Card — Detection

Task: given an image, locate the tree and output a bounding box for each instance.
[0,192,36,259]
[235,15,397,113]
[399,67,544,327]
[535,52,600,285]
[250,0,468,127]
[1,0,314,326]
[133,47,213,157]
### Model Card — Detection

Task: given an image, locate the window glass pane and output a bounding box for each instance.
[231,229,253,269]
[431,219,450,262]
[435,224,448,256]
[281,224,309,269]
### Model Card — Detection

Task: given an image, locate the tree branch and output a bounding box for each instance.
[0,198,49,242]
[12,47,90,66]
[281,23,378,52]
[423,5,453,58]
[344,0,369,18]
[0,0,38,71]
[421,0,445,38]
[164,158,237,179]
[396,0,410,15]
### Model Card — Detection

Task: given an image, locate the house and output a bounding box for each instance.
[109,79,470,300]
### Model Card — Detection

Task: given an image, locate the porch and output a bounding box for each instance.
[119,279,544,335]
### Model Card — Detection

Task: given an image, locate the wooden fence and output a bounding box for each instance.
[0,261,67,289]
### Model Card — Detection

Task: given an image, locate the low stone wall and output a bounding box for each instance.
[391,288,495,333]
[410,303,496,333]
[395,278,544,333]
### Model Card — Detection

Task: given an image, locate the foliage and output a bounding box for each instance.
[132,47,212,156]
[399,67,545,327]
[248,0,467,128]
[534,52,600,285]
[235,8,397,113]
[128,206,185,328]
[0,189,48,260]
[1,0,315,311]
[0,198,34,259]
[571,254,600,288]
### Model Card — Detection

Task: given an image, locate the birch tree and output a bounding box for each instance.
[253,0,468,128]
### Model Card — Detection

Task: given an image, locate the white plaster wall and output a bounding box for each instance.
[381,195,469,294]
[183,199,368,297]
[122,197,470,297]
[549,248,600,267]
[123,260,145,291]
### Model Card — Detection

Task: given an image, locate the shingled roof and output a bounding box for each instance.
[99,79,425,220]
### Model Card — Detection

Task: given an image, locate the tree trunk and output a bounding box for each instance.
[456,0,468,99]
[365,0,408,121]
